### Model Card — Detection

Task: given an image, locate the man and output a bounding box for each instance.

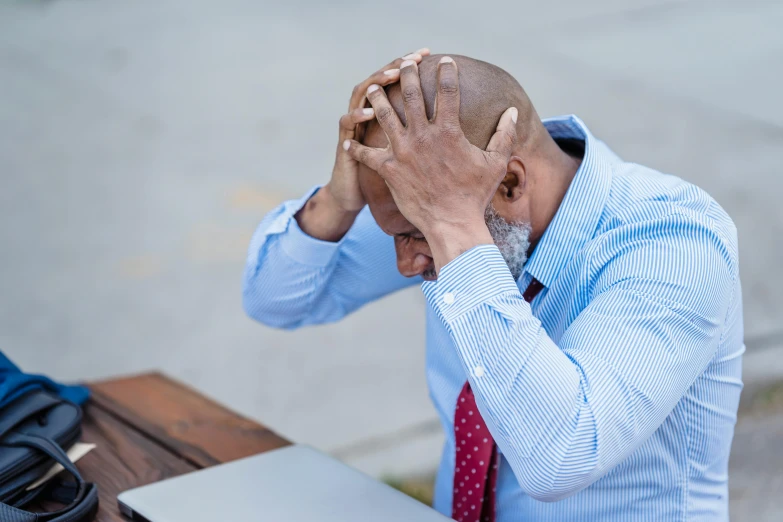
[243,50,743,521]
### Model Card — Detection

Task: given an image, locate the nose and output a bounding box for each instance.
[398,253,433,278]
[395,239,434,278]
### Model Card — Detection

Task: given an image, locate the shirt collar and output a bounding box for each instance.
[523,115,614,288]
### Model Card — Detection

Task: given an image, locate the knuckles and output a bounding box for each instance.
[376,106,397,125]
[358,147,373,165]
[378,158,397,179]
[501,129,516,147]
[438,79,459,96]
[402,86,422,103]
[439,121,462,138]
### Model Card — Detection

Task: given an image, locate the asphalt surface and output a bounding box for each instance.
[1,0,782,517]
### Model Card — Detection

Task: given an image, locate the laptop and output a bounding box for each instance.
[117,444,451,521]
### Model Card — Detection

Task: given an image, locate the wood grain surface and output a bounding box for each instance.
[78,401,198,522]
[39,372,294,521]
[90,372,290,467]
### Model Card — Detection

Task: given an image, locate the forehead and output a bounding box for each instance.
[358,125,416,236]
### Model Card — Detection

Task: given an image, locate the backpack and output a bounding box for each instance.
[0,389,98,521]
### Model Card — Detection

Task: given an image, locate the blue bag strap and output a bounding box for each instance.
[1,432,98,522]
[2,433,83,486]
[0,484,98,522]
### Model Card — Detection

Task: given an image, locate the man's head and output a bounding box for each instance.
[358,54,573,281]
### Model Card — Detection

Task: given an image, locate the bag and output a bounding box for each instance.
[0,390,98,522]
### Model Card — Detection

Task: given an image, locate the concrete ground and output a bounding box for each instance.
[1,0,781,518]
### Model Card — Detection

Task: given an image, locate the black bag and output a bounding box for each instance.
[0,390,98,521]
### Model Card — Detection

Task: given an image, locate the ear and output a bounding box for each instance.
[496,156,526,202]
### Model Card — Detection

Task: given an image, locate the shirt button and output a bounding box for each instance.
[473,366,486,378]
[443,292,455,305]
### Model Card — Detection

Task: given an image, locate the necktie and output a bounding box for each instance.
[451,278,543,522]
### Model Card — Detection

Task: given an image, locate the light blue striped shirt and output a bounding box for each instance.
[243,115,743,521]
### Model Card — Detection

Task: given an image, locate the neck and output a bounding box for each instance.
[527,138,582,252]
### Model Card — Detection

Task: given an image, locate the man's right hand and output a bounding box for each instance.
[295,48,431,242]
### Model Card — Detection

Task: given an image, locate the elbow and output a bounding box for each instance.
[525,485,584,503]
[242,275,301,331]
[242,288,268,325]
[509,452,598,503]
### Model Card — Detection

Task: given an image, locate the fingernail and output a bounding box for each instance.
[363,108,374,116]
[510,107,518,123]
[402,53,421,60]
[401,59,416,69]
[383,68,400,76]
[439,56,454,64]
[367,84,380,94]
[343,140,351,151]
[415,47,430,55]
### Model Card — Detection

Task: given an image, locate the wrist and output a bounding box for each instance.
[425,219,494,274]
[321,183,362,213]
[295,185,361,242]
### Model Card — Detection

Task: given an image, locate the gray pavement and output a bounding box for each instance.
[1,0,781,515]
[730,347,783,520]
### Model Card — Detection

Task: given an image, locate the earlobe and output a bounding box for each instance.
[498,156,526,202]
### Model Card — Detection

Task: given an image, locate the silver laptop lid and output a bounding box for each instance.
[118,444,451,522]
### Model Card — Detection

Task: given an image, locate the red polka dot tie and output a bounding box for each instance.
[451,278,543,522]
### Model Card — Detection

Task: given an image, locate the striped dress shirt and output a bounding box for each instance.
[243,115,744,521]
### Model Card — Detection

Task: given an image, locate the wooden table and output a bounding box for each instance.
[79,372,291,521]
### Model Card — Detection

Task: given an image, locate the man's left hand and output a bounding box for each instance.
[344,56,518,274]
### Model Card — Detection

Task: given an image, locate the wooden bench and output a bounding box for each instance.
[80,372,291,521]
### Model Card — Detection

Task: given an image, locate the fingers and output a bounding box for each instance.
[340,48,429,144]
[434,56,460,127]
[366,84,402,145]
[399,59,427,131]
[486,106,519,158]
[342,139,388,173]
[404,47,431,59]
[349,67,401,113]
[348,48,431,112]
[339,107,375,132]
[389,48,431,76]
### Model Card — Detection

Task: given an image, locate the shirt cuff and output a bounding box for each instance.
[421,244,521,324]
[270,186,349,268]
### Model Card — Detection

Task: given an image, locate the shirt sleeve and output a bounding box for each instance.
[243,185,419,329]
[421,216,737,502]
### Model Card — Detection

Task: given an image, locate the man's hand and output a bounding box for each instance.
[328,48,431,212]
[344,56,518,272]
[295,48,431,242]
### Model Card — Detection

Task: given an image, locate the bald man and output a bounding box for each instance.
[243,50,743,521]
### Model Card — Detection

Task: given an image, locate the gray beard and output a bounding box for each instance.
[484,205,532,280]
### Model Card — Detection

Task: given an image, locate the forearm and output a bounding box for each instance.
[244,186,418,329]
[426,220,494,275]
[243,187,346,328]
[295,184,361,243]
[422,246,587,499]
[422,245,726,501]
[447,299,595,501]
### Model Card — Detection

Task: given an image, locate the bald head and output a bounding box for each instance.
[363,54,538,150]
[359,54,543,238]
[354,53,580,281]
[358,53,547,241]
